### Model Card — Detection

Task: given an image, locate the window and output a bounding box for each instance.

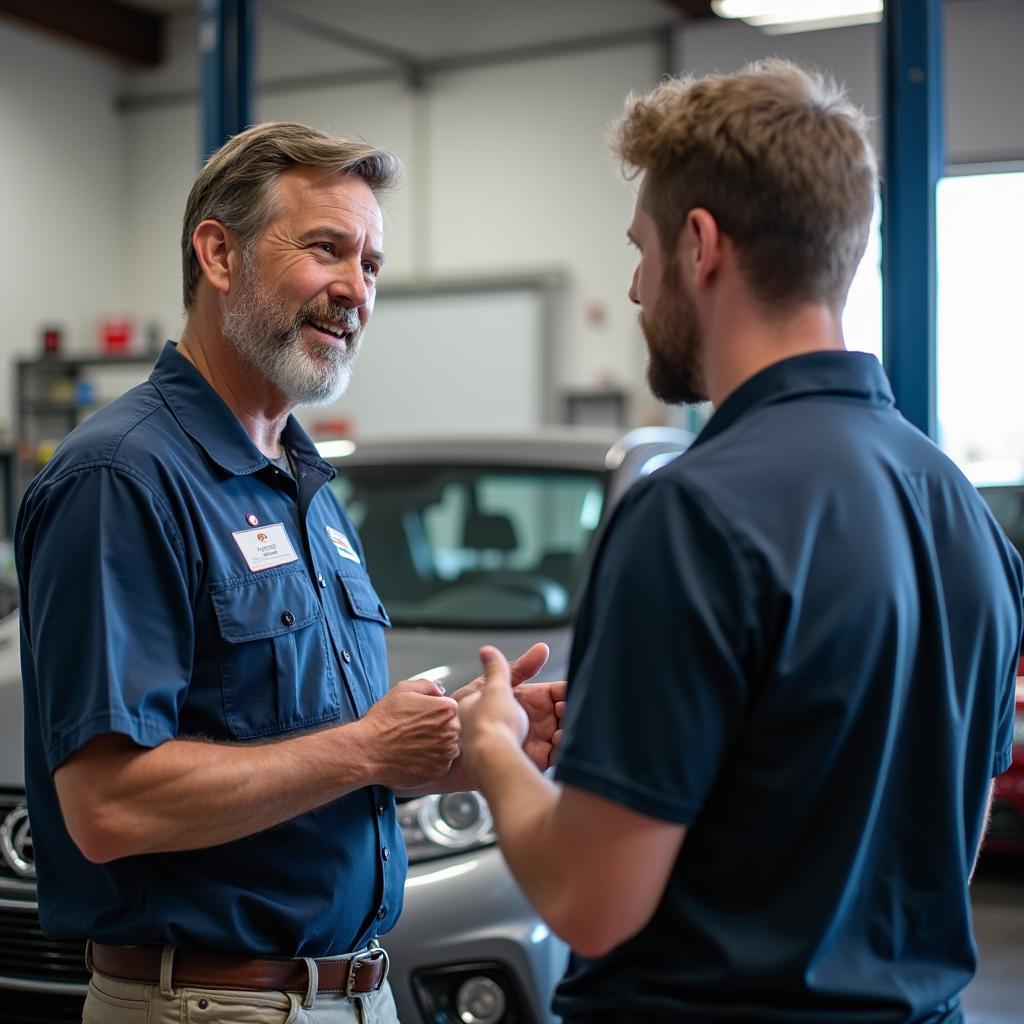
[843,202,883,361]
[937,170,1024,483]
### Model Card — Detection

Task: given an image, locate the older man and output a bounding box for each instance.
[16,122,559,1024]
[461,61,1023,1024]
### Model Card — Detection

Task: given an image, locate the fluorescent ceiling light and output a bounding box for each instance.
[315,439,357,458]
[712,0,883,33]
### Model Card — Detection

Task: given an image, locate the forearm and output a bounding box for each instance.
[468,724,568,922]
[469,722,684,958]
[57,721,380,862]
[396,755,476,798]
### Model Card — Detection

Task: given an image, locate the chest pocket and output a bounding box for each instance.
[210,566,339,739]
[336,568,391,701]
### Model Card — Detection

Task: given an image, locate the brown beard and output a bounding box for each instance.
[640,254,708,406]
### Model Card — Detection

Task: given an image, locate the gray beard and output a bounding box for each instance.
[223,258,363,407]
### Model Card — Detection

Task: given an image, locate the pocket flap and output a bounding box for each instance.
[336,569,391,627]
[210,568,323,643]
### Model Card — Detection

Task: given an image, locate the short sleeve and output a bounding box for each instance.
[17,464,194,772]
[554,476,753,823]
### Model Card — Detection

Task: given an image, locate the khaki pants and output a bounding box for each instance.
[82,967,402,1024]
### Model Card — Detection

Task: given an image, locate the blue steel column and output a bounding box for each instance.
[881,0,943,439]
[198,0,255,160]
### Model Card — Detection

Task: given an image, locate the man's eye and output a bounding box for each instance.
[363,262,380,278]
[316,242,335,255]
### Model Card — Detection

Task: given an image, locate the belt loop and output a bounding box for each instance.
[159,945,177,998]
[84,940,95,973]
[301,956,318,1010]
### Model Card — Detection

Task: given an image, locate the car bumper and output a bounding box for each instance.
[0,849,568,1024]
[382,847,567,1023]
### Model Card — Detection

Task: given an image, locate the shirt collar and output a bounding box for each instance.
[691,350,895,451]
[149,341,335,479]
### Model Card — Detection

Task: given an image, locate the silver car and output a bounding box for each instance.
[0,426,691,1024]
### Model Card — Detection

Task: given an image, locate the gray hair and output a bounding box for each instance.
[181,121,402,309]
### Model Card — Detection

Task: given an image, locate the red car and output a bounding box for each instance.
[984,664,1024,852]
[977,485,1024,853]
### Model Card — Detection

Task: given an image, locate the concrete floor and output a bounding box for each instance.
[962,854,1024,1024]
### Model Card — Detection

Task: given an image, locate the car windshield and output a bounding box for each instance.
[330,464,606,628]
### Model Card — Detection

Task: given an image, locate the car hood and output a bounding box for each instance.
[383,624,572,694]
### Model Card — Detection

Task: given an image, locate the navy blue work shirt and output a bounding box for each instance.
[553,351,1023,1023]
[16,342,405,956]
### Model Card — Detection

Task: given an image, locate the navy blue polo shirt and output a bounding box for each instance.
[554,351,1023,1023]
[17,342,405,957]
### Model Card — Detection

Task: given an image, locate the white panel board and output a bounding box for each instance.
[297,285,549,439]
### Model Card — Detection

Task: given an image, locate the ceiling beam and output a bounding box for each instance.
[656,0,716,18]
[0,0,163,67]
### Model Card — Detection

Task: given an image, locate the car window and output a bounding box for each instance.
[330,465,605,627]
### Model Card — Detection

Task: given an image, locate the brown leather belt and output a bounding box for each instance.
[90,942,389,996]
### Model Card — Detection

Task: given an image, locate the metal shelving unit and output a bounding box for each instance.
[12,354,156,523]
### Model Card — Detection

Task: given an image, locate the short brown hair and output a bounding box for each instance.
[611,59,877,309]
[181,121,402,309]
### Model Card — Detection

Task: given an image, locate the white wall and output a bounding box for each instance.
[0,19,128,435]
[119,21,663,420]
[674,19,882,146]
[4,0,1024,441]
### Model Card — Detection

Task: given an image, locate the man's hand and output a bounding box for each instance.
[455,642,566,771]
[362,678,460,789]
[460,647,529,774]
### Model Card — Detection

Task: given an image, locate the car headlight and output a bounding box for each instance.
[398,791,495,863]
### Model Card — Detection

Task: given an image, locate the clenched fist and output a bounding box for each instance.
[361,678,461,790]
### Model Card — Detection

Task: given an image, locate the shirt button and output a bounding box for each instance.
[317,574,327,588]
[341,649,352,663]
[382,846,390,861]
[376,907,386,920]
[377,803,385,816]
[281,611,295,626]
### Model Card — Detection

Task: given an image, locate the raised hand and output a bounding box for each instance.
[460,647,529,765]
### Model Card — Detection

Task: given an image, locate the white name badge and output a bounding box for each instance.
[232,522,300,572]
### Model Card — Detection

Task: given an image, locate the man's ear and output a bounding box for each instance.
[679,208,721,290]
[192,220,238,297]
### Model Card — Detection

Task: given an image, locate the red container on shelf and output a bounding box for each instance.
[99,317,135,355]
[41,326,62,356]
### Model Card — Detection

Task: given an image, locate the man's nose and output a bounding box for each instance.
[328,259,370,308]
[628,266,640,305]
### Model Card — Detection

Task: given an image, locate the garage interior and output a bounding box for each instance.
[0,1,1021,1023]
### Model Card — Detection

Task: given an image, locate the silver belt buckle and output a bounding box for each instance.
[346,940,390,997]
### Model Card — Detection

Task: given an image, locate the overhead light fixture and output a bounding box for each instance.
[712,0,883,34]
